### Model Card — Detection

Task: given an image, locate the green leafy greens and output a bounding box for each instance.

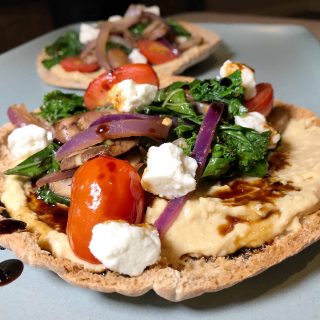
[167,18,191,37]
[37,90,87,124]
[203,125,271,179]
[189,70,247,116]
[138,71,273,180]
[129,22,149,36]
[42,31,82,69]
[138,81,202,124]
[36,185,70,206]
[5,142,60,178]
[5,142,70,206]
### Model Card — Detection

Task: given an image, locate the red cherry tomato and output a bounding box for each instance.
[244,83,274,116]
[138,39,178,65]
[84,63,159,109]
[60,56,100,73]
[67,156,145,264]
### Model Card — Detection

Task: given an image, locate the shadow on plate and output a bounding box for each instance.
[102,240,320,309]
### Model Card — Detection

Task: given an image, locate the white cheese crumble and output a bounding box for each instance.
[141,143,198,199]
[89,221,161,276]
[79,23,100,44]
[108,79,157,113]
[7,124,52,160]
[235,111,266,133]
[143,5,160,15]
[235,112,280,148]
[176,36,188,44]
[108,15,122,22]
[128,48,148,64]
[220,60,257,100]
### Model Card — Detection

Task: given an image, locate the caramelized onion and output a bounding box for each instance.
[95,21,112,70]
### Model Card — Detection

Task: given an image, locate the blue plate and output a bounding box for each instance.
[1,23,320,320]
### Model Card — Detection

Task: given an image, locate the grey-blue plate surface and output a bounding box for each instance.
[0,23,320,320]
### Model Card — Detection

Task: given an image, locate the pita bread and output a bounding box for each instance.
[37,21,220,90]
[0,99,320,301]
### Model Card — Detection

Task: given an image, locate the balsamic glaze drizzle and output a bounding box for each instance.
[0,259,24,286]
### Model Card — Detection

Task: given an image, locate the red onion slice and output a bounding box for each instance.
[56,118,171,161]
[154,195,189,236]
[36,169,76,188]
[7,104,51,130]
[89,113,164,127]
[154,102,224,236]
[191,102,224,180]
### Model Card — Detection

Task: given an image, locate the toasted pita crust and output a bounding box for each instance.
[37,21,220,90]
[0,100,319,301]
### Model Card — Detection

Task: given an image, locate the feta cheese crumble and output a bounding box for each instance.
[89,221,161,276]
[79,23,100,44]
[108,15,122,22]
[141,143,198,199]
[220,60,257,100]
[128,48,148,64]
[108,79,157,113]
[235,112,280,148]
[7,124,53,160]
[143,5,160,16]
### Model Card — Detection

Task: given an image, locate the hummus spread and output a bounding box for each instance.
[2,118,320,268]
[1,175,104,272]
[145,118,320,265]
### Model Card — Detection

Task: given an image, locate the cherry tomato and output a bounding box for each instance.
[84,63,159,109]
[67,156,145,263]
[244,83,274,116]
[60,56,100,73]
[139,39,178,65]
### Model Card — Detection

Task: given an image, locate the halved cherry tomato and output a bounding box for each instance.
[139,39,178,65]
[84,63,159,109]
[60,56,100,73]
[244,83,274,116]
[67,156,145,263]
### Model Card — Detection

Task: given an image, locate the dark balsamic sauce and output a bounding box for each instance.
[213,179,297,206]
[218,215,247,235]
[96,124,109,140]
[27,193,68,233]
[0,219,26,234]
[0,259,24,286]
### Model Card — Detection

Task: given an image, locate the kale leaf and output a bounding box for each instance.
[203,125,270,179]
[42,31,82,69]
[37,90,87,124]
[36,184,70,206]
[129,22,149,36]
[138,76,272,180]
[189,70,247,116]
[167,18,191,37]
[138,81,202,124]
[5,142,60,178]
